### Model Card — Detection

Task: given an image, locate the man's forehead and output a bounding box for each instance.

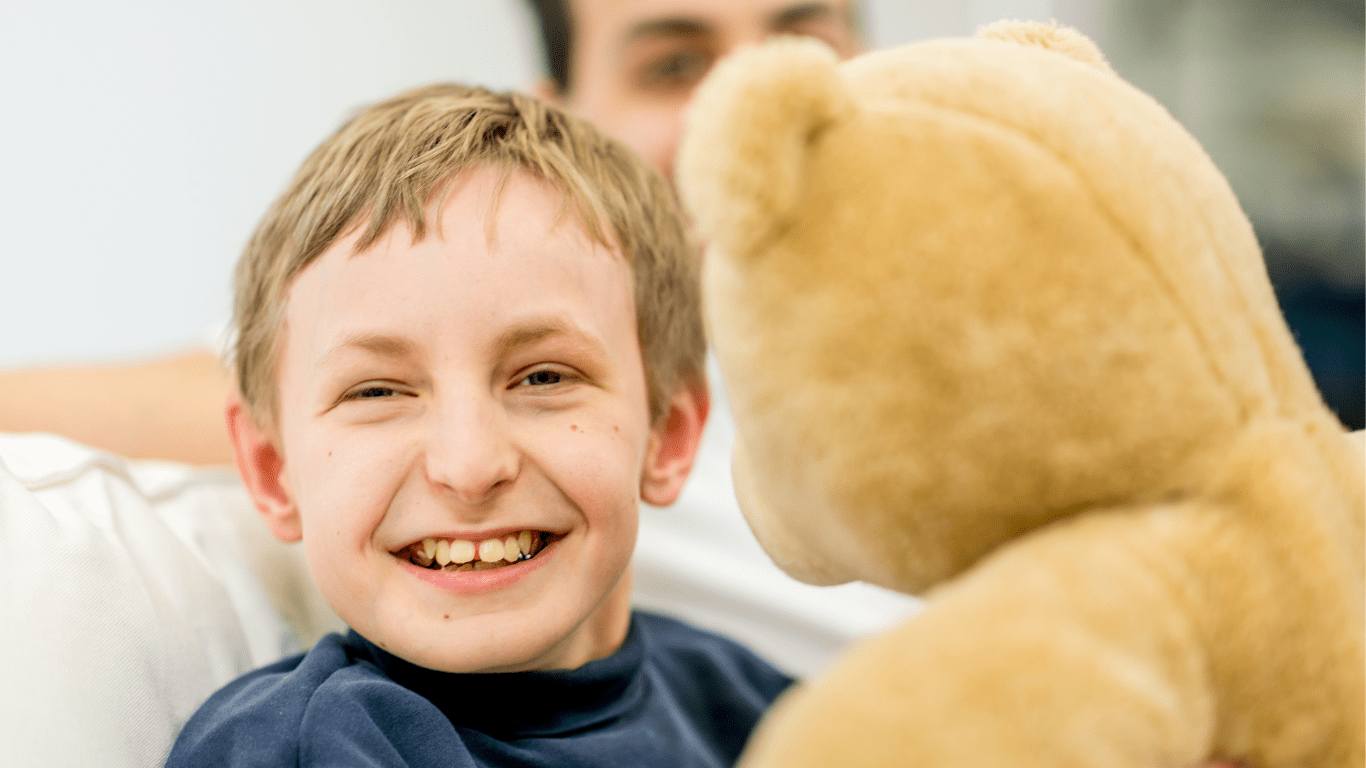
[573,0,853,37]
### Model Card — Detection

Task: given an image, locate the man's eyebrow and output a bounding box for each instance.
[767,2,839,31]
[318,333,419,366]
[622,16,712,44]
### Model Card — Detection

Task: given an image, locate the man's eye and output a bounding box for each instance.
[520,370,563,387]
[640,49,712,89]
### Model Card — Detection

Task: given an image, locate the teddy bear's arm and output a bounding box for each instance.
[739,507,1221,768]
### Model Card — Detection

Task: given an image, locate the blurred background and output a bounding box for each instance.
[1,0,1361,427]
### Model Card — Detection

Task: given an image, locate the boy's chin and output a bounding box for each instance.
[368,578,635,674]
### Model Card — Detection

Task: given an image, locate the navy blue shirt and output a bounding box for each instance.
[167,611,794,767]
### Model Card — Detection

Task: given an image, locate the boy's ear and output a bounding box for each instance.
[640,375,711,506]
[226,396,303,543]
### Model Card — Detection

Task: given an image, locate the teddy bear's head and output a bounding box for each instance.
[677,23,1329,594]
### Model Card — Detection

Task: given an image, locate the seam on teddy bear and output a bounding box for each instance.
[889,94,1252,426]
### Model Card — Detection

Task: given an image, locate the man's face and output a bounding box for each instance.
[558,0,858,180]
[264,167,665,673]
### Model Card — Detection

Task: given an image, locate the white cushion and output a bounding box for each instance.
[0,433,328,767]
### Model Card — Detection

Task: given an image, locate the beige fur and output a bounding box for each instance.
[677,22,1364,767]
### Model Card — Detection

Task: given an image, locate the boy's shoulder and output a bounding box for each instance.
[166,631,466,766]
[168,613,794,767]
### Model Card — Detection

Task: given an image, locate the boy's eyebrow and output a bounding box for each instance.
[314,322,607,370]
[318,333,419,366]
[496,321,607,358]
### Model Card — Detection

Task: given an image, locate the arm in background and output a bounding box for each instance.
[0,350,234,465]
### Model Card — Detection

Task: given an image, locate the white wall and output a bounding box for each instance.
[0,0,537,366]
[0,0,1069,368]
[865,0,1080,47]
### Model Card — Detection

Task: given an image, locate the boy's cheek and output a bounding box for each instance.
[532,409,648,479]
[289,423,409,525]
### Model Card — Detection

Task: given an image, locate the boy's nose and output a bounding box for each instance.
[423,394,520,505]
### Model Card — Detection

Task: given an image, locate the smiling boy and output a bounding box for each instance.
[166,84,792,765]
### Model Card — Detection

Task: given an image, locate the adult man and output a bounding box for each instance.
[527,0,859,181]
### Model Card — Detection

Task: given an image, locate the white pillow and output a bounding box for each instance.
[0,433,336,767]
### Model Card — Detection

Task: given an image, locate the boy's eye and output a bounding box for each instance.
[345,385,400,400]
[519,370,562,387]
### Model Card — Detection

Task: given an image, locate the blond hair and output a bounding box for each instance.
[234,83,703,425]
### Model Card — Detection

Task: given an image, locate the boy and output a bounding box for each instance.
[166,83,792,764]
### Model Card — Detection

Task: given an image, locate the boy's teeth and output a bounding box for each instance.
[405,531,546,570]
[449,540,476,564]
[478,538,505,563]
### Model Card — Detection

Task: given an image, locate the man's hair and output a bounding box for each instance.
[233,83,703,425]
[524,0,575,94]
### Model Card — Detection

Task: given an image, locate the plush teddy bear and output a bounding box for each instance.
[676,21,1363,768]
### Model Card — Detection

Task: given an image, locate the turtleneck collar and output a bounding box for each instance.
[349,615,649,739]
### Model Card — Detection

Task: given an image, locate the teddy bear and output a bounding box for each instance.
[675,20,1363,768]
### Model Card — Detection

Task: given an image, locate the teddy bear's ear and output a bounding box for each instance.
[975,20,1115,74]
[677,37,853,259]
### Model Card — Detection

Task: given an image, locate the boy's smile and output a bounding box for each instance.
[236,166,695,673]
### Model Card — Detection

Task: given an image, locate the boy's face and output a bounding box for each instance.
[230,166,703,673]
